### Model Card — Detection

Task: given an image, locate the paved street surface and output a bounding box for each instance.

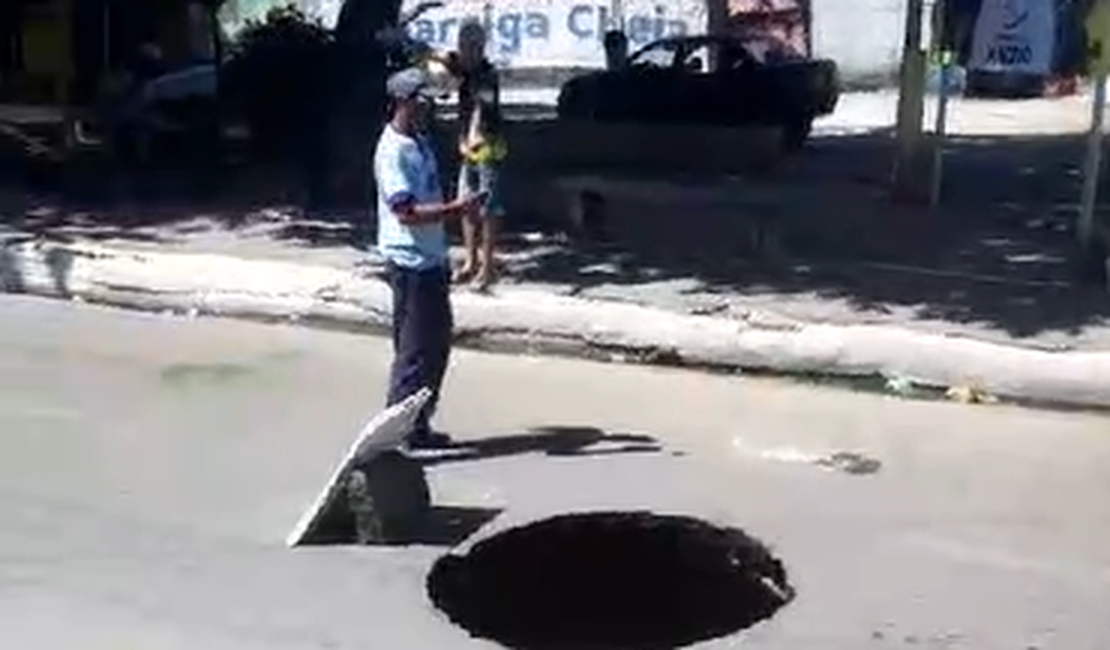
[1,295,1109,649]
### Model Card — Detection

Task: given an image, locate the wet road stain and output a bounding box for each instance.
[158,350,302,388]
[732,439,883,476]
[161,362,256,385]
[814,451,883,475]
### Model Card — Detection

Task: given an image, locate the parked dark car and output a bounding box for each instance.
[556,34,840,150]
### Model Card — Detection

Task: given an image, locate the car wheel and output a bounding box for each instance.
[781,118,812,152]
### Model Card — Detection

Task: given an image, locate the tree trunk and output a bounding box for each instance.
[328,0,404,206]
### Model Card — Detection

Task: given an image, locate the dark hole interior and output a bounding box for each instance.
[426,511,794,650]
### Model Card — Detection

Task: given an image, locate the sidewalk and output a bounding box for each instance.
[487,88,1103,137]
[4,196,1110,410]
[813,88,1099,136]
[5,95,1110,408]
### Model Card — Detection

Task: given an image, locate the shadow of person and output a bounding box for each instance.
[422,426,664,466]
[311,504,503,548]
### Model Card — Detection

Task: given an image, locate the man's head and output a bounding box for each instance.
[387,67,436,131]
[457,20,487,66]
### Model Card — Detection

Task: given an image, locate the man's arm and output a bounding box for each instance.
[379,144,473,226]
[391,193,467,226]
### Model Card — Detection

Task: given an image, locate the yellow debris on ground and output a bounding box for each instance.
[945,384,998,405]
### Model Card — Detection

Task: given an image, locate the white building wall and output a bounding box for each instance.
[811,0,907,87]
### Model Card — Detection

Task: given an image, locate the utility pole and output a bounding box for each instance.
[705,0,728,35]
[1077,75,1108,283]
[891,0,929,203]
[1078,0,1110,284]
[929,0,952,209]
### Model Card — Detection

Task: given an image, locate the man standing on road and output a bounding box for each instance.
[374,67,484,450]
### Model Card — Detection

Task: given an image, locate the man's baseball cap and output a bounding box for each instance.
[386,67,436,101]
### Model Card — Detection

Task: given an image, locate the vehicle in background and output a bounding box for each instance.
[556,34,840,151]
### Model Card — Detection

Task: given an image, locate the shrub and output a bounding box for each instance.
[221,5,335,155]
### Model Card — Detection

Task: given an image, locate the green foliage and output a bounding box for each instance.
[221,4,336,155]
[229,4,333,61]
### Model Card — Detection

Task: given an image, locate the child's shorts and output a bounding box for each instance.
[457,161,506,220]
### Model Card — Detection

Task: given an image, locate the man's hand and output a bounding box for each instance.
[459,137,487,159]
[396,192,484,226]
[453,190,488,220]
[446,189,486,222]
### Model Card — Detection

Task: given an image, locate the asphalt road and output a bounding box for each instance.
[1,295,1109,650]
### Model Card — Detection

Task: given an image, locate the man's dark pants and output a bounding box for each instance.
[386,262,453,439]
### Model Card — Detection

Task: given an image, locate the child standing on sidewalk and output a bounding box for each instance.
[450,20,507,291]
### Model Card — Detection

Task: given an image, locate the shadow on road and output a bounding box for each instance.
[310,504,504,548]
[2,163,364,247]
[422,426,664,466]
[501,130,1110,342]
[414,506,506,546]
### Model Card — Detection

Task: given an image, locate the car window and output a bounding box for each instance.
[679,43,714,73]
[738,35,803,65]
[629,41,680,69]
[722,44,755,70]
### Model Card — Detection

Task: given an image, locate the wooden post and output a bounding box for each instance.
[892,0,929,203]
[929,0,952,209]
[705,0,728,35]
[208,0,223,77]
[705,0,729,74]
[801,0,813,56]
[1077,76,1107,254]
[1078,0,1110,284]
[56,0,73,105]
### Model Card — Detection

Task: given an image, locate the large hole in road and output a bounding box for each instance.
[426,511,794,650]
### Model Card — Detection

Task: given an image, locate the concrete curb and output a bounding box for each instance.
[4,238,1110,409]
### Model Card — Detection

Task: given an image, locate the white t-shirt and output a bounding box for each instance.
[373,124,448,270]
